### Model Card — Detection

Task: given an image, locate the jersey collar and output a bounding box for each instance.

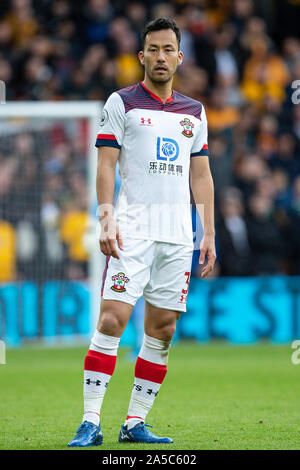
[139,81,174,104]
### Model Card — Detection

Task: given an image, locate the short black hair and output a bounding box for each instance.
[142,17,181,49]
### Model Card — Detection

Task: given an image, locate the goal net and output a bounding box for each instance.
[0,102,104,345]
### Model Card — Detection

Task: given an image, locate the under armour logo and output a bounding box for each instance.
[86,378,101,386]
[147,388,158,397]
[140,117,152,126]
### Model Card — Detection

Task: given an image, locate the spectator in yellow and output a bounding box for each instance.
[241,37,290,107]
[4,0,38,49]
[115,31,143,88]
[206,87,241,133]
[0,221,16,282]
[60,204,89,263]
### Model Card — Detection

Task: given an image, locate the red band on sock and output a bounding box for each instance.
[126,415,143,421]
[84,349,117,376]
[84,412,100,417]
[134,356,167,384]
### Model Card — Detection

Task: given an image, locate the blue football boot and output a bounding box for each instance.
[67,421,103,447]
[118,422,173,443]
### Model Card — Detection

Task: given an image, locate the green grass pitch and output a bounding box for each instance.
[0,342,299,450]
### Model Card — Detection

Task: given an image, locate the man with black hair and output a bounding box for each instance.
[68,17,215,446]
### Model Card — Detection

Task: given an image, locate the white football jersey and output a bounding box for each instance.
[96,82,209,247]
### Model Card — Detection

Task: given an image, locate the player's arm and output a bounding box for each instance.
[96,146,123,259]
[190,155,216,278]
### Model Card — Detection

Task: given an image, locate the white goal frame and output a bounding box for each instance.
[0,101,105,332]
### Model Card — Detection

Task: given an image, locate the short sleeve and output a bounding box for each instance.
[95,92,125,149]
[190,106,209,158]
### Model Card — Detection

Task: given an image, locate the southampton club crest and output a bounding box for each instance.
[180,118,194,138]
[111,272,130,292]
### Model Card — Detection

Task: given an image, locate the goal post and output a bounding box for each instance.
[0,101,105,343]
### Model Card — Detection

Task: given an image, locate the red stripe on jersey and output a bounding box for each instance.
[97,134,117,140]
[84,349,117,376]
[134,356,167,384]
[202,144,208,150]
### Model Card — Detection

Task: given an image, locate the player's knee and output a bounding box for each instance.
[98,312,124,336]
[157,323,176,343]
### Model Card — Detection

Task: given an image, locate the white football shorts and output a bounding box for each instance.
[101,238,194,312]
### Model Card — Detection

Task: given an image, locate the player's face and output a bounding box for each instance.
[138,29,183,84]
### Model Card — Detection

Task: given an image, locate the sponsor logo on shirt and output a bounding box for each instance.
[156,137,179,162]
[148,162,183,176]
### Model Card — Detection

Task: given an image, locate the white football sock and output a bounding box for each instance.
[125,334,171,430]
[83,330,120,426]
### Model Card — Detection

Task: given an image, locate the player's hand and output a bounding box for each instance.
[99,217,123,259]
[199,234,216,278]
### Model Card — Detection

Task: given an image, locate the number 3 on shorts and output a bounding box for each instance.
[179,272,190,304]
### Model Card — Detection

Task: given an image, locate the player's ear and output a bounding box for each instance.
[138,50,145,66]
[178,50,183,66]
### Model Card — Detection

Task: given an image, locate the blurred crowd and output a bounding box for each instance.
[0,119,90,281]
[0,0,300,281]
